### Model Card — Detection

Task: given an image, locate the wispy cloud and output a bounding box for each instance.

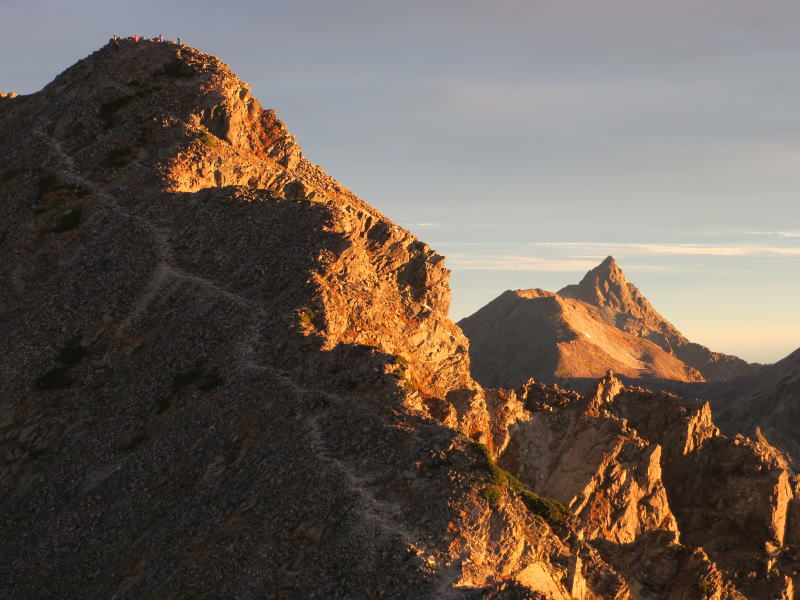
[530,242,800,256]
[446,254,597,271]
[409,222,439,227]
[746,231,800,238]
[445,238,800,272]
[447,252,680,272]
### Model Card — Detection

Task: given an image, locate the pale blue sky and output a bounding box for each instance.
[2,1,799,362]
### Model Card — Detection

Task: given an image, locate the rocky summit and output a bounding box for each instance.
[1,39,799,598]
[459,257,764,390]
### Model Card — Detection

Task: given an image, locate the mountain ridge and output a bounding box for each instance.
[559,257,764,380]
[458,286,703,388]
[460,256,764,390]
[1,40,798,599]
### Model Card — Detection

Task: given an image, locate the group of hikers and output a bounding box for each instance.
[110,34,181,48]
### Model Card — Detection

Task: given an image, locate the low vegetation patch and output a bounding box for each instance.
[99,95,135,129]
[199,132,217,148]
[0,167,25,182]
[389,354,415,392]
[170,366,205,395]
[669,542,692,555]
[35,336,88,390]
[472,442,569,524]
[483,484,502,507]
[161,60,194,78]
[519,490,570,523]
[52,208,83,233]
[298,307,319,329]
[35,365,73,390]
[390,371,416,392]
[163,363,226,411]
[197,366,224,391]
[107,147,133,168]
[37,171,89,202]
[58,338,89,366]
[392,355,409,369]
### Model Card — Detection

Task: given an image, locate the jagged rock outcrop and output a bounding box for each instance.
[616,346,800,472]
[483,371,800,597]
[496,377,678,546]
[460,257,764,391]
[0,40,795,599]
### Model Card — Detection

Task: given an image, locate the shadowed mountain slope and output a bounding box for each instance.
[696,347,800,471]
[1,40,797,599]
[0,39,521,599]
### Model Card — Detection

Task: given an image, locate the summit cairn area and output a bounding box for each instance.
[1,40,798,598]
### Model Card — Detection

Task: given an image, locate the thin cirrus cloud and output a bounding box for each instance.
[747,231,800,238]
[446,253,680,272]
[530,242,800,257]
[445,240,800,272]
[446,254,599,272]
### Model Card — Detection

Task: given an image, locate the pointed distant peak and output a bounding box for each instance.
[600,254,617,267]
[600,255,617,267]
[557,256,639,309]
[589,256,625,280]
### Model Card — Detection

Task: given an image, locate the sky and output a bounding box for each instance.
[2,0,799,363]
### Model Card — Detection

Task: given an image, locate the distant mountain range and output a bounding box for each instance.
[459,256,764,389]
[460,257,800,468]
[695,347,800,470]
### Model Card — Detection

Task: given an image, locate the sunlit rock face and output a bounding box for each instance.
[557,256,764,382]
[0,40,797,599]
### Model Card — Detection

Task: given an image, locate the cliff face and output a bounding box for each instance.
[496,375,800,598]
[0,40,797,599]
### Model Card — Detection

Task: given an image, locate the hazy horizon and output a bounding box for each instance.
[2,0,798,363]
